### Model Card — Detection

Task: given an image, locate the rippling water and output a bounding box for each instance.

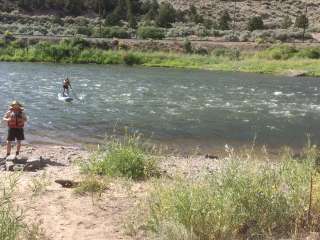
[0,62,319,149]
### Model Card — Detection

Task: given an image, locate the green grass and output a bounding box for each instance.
[81,132,160,180]
[75,175,109,195]
[144,146,320,239]
[1,41,320,76]
[0,174,24,240]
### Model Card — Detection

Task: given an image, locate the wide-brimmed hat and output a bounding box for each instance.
[10,100,24,108]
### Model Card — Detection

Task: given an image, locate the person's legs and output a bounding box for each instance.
[6,141,11,156]
[16,141,21,155]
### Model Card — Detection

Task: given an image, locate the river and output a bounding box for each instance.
[0,62,319,151]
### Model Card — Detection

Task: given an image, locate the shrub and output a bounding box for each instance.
[76,26,92,36]
[122,52,143,65]
[147,154,319,239]
[81,132,160,180]
[281,16,293,29]
[183,39,192,53]
[248,16,264,31]
[258,45,297,60]
[218,10,231,30]
[137,26,165,40]
[296,48,320,59]
[0,175,24,239]
[101,27,130,39]
[156,2,176,28]
[295,14,309,29]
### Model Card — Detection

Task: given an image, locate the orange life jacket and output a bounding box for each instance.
[7,108,25,129]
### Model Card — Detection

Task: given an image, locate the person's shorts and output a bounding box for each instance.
[7,128,25,141]
[63,85,69,90]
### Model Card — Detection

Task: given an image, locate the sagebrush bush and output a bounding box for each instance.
[81,133,160,180]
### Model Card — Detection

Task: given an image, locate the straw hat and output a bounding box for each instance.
[10,100,24,108]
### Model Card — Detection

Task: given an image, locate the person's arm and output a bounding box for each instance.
[3,112,10,122]
[69,82,72,89]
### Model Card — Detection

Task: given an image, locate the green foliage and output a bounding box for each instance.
[258,45,298,60]
[183,39,192,54]
[100,27,130,38]
[156,2,176,28]
[76,26,93,36]
[137,26,165,39]
[81,132,159,180]
[189,5,203,24]
[296,48,320,59]
[147,154,319,239]
[0,175,24,240]
[248,16,264,31]
[75,175,109,195]
[123,52,143,65]
[219,10,231,30]
[295,14,309,29]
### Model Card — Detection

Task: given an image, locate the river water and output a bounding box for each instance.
[0,62,319,150]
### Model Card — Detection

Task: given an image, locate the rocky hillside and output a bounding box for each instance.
[0,0,319,30]
[163,0,320,29]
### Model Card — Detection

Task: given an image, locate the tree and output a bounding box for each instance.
[126,0,137,28]
[189,5,203,24]
[294,14,308,28]
[64,0,83,15]
[281,16,292,29]
[156,2,176,28]
[247,16,264,31]
[219,11,231,30]
[143,0,159,21]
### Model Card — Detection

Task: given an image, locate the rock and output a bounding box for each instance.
[55,180,79,188]
[205,154,219,160]
[5,162,14,171]
[286,70,308,77]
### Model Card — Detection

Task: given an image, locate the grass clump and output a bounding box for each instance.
[82,132,160,180]
[146,148,320,239]
[75,175,109,195]
[0,174,24,240]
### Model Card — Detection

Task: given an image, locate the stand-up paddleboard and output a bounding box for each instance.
[58,93,73,102]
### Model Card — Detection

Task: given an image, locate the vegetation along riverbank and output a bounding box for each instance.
[1,134,320,239]
[1,35,320,77]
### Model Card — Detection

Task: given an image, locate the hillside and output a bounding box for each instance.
[165,0,320,30]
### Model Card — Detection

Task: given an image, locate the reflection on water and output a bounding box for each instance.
[0,62,320,149]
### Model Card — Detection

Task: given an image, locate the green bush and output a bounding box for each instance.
[81,132,159,180]
[248,16,264,31]
[295,14,309,29]
[296,48,320,59]
[259,45,298,60]
[147,154,319,239]
[100,27,130,39]
[76,26,93,36]
[137,26,165,40]
[122,52,143,65]
[0,175,24,239]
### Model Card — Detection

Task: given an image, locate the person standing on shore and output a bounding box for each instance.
[63,78,72,96]
[3,101,27,158]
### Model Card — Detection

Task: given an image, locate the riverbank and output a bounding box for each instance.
[1,38,320,77]
[0,140,320,239]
